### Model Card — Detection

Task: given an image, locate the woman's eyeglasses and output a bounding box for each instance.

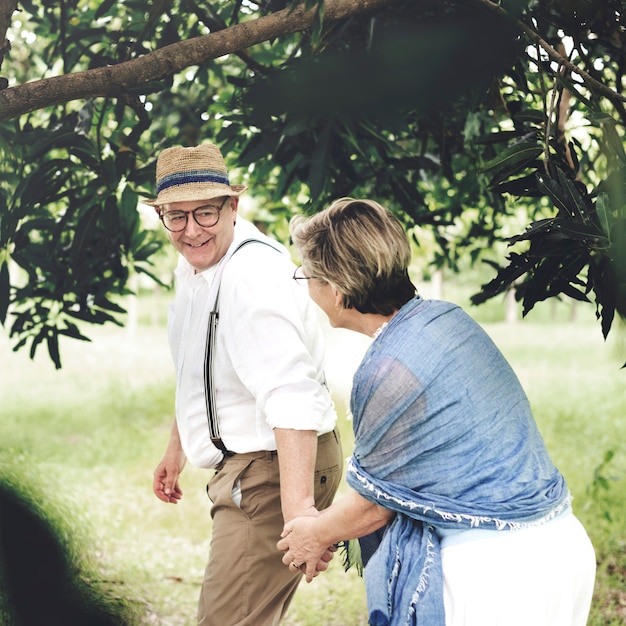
[292,266,316,283]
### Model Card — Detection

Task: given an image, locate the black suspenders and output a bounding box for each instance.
[203,238,279,457]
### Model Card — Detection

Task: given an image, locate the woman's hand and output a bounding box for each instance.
[278,490,393,582]
[278,517,336,583]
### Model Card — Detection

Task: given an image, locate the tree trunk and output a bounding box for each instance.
[0,0,18,68]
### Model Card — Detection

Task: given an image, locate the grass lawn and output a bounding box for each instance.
[0,294,624,625]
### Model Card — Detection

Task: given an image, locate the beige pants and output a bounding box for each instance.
[198,430,343,626]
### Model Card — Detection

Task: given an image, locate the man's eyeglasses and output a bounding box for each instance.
[292,266,316,283]
[159,197,228,232]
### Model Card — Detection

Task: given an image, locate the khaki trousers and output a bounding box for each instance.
[198,430,343,626]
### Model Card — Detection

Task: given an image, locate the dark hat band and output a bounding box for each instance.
[157,169,230,193]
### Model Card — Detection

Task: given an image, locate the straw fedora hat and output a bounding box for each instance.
[144,143,247,206]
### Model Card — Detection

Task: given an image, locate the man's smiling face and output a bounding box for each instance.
[159,196,238,272]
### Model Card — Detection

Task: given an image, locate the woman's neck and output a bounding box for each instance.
[341,312,397,338]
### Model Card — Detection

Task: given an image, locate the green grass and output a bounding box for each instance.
[0,295,624,625]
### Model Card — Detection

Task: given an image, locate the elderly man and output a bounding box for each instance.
[147,143,342,625]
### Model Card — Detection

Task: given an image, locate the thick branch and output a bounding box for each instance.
[0,0,397,121]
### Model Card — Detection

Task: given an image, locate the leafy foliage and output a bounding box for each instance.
[469,79,626,350]
[0,0,625,365]
[0,107,161,367]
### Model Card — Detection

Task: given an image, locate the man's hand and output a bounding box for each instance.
[153,456,185,503]
[153,421,186,503]
[285,543,337,581]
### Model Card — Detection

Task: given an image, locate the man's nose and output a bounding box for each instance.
[184,214,204,235]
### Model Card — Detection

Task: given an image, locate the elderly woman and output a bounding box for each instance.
[278,198,596,626]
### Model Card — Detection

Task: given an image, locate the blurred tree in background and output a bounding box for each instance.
[0,0,624,367]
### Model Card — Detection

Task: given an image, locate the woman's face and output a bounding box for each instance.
[303,266,345,328]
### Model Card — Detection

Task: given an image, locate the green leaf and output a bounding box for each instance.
[587,111,618,125]
[135,265,167,287]
[556,74,592,107]
[47,330,62,370]
[588,113,626,161]
[133,241,161,262]
[29,326,47,360]
[480,142,543,176]
[66,307,118,325]
[511,110,546,124]
[95,0,118,20]
[58,322,91,342]
[474,130,525,146]
[494,173,542,196]
[552,221,607,244]
[560,282,590,303]
[596,193,613,236]
[70,207,101,265]
[94,296,126,314]
[536,172,591,223]
[554,168,591,224]
[0,261,9,325]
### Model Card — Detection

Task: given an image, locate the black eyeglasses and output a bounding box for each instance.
[292,266,316,282]
[159,197,229,232]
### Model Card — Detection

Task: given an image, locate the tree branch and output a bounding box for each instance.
[183,0,271,76]
[0,0,397,121]
[475,0,626,106]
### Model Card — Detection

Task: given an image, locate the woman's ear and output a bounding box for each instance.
[333,288,344,309]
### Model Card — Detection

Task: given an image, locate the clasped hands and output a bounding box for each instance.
[277,515,337,583]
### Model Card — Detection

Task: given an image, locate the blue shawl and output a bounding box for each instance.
[345,296,569,625]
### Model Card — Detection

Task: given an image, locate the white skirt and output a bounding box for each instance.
[440,512,596,626]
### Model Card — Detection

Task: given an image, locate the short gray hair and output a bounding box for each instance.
[290,198,416,315]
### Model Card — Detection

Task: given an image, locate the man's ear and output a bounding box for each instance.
[230,196,239,222]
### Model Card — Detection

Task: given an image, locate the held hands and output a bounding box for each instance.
[277,516,337,583]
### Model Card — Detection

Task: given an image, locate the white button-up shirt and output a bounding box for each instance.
[168,218,337,468]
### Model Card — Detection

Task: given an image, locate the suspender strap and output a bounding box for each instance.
[203,238,280,457]
[205,308,228,456]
